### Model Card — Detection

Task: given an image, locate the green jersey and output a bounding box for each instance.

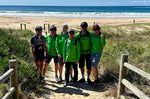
[55,32,69,55]
[90,33,106,55]
[45,34,57,56]
[63,37,80,62]
[75,31,92,54]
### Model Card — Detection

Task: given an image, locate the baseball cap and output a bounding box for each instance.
[35,26,42,31]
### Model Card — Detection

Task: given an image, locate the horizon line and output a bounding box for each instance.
[0,5,150,7]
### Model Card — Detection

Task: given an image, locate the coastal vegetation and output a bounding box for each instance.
[0,22,150,98]
[0,28,35,98]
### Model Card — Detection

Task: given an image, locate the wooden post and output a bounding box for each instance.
[94,21,95,25]
[133,19,135,24]
[9,60,19,99]
[48,24,50,33]
[24,24,26,30]
[44,24,46,31]
[117,54,128,99]
[20,24,22,30]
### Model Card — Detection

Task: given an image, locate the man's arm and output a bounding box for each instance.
[44,44,48,54]
[30,46,35,57]
[30,37,36,57]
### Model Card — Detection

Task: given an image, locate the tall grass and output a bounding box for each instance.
[0,28,35,98]
[89,23,150,97]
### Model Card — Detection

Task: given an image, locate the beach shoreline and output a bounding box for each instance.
[1,16,150,33]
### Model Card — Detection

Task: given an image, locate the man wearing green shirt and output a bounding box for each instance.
[63,29,80,87]
[75,22,92,84]
[91,24,106,87]
[55,24,69,82]
[43,25,59,82]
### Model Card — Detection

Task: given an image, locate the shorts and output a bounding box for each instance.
[58,55,64,66]
[34,57,44,63]
[45,55,58,63]
[79,54,91,70]
[91,53,101,67]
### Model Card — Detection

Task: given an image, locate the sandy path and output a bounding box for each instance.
[31,60,117,99]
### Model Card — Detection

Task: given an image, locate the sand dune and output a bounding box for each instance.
[0,16,150,33]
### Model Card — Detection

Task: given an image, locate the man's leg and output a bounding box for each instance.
[40,61,44,74]
[69,66,73,82]
[65,62,71,83]
[53,56,59,82]
[43,63,49,76]
[86,54,92,84]
[34,61,40,76]
[91,66,97,80]
[35,62,40,71]
[58,56,64,82]
[78,54,85,83]
[43,55,51,76]
[55,63,58,76]
[72,62,78,83]
[64,62,71,87]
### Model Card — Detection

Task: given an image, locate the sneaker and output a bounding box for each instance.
[73,81,78,84]
[40,74,45,83]
[87,78,93,84]
[40,74,44,80]
[70,76,74,82]
[78,78,85,83]
[58,76,62,82]
[94,80,97,87]
[97,78,100,83]
[63,82,69,87]
[55,75,59,82]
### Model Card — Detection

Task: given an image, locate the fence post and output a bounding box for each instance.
[20,24,22,30]
[117,54,128,99]
[133,19,135,24]
[48,24,50,33]
[44,24,46,31]
[93,21,95,25]
[9,60,19,99]
[24,24,26,30]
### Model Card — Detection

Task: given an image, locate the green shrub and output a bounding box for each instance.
[0,84,8,98]
[0,28,35,81]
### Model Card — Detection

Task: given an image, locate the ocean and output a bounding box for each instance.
[0,6,150,18]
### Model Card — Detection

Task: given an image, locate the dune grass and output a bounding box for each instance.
[88,23,150,97]
[0,23,150,97]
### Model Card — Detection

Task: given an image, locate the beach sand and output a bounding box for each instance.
[0,16,150,33]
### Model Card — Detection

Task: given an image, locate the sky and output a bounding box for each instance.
[0,0,150,6]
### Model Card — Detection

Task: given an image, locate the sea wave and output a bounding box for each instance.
[0,11,150,18]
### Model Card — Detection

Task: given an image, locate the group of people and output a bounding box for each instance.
[30,22,106,87]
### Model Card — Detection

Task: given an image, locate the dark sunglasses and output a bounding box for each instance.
[93,28,99,31]
[36,29,42,31]
[50,29,56,31]
[69,32,74,34]
[81,26,87,28]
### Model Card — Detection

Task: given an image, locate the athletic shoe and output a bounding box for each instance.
[87,78,93,84]
[70,76,74,82]
[97,78,100,83]
[58,76,62,82]
[63,82,69,87]
[55,75,59,82]
[94,80,98,87]
[40,74,44,80]
[40,74,45,83]
[73,81,78,84]
[78,78,85,83]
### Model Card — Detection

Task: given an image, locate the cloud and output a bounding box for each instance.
[132,0,150,4]
[106,2,118,5]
